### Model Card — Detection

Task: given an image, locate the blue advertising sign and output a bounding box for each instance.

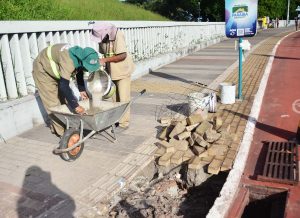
[225,0,258,38]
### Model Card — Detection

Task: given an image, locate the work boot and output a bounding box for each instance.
[113,122,129,134]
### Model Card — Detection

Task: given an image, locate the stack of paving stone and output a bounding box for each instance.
[154,111,239,175]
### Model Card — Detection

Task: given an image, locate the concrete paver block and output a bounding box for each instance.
[192,146,205,156]
[171,118,187,126]
[201,155,214,164]
[188,132,200,146]
[187,113,203,126]
[213,115,223,130]
[186,123,200,132]
[183,149,195,162]
[188,136,194,146]
[169,138,189,151]
[230,142,240,150]
[226,149,237,160]
[171,151,184,165]
[158,125,174,140]
[155,141,175,153]
[208,158,223,174]
[158,152,173,166]
[207,144,228,156]
[188,156,206,170]
[154,147,166,157]
[169,122,186,138]
[193,108,208,120]
[204,130,221,143]
[159,117,172,125]
[177,131,191,140]
[195,121,213,136]
[199,139,211,148]
[217,123,231,133]
[221,157,234,171]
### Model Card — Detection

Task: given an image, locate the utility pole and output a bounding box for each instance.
[198,1,201,22]
[287,0,290,26]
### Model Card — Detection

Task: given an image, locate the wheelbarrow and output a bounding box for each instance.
[50,89,146,161]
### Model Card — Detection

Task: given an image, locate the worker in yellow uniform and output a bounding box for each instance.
[32,44,100,136]
[91,22,135,130]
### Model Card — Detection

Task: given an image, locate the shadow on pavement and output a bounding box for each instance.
[252,53,300,61]
[17,166,75,218]
[224,109,296,140]
[150,70,194,84]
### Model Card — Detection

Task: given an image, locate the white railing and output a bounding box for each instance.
[0,21,225,102]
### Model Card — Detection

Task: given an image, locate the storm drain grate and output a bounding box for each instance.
[257,141,299,185]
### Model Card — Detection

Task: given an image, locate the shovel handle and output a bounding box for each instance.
[195,82,207,87]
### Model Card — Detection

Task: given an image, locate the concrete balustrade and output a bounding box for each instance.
[0,21,225,103]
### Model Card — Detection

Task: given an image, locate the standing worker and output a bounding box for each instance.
[33,44,100,136]
[91,22,135,130]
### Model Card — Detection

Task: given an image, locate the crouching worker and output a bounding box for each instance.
[32,44,100,137]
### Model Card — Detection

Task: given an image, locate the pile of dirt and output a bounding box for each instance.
[109,172,227,218]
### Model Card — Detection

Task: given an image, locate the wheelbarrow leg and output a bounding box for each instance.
[111,124,117,142]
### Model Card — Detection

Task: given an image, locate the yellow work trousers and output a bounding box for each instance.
[32,58,65,136]
[113,77,131,128]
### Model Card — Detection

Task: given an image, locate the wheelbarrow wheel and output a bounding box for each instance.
[59,129,84,161]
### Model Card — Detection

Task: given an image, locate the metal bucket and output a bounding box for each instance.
[220,82,236,104]
[84,70,112,98]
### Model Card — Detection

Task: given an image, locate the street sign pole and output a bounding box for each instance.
[225,0,257,101]
[238,37,243,99]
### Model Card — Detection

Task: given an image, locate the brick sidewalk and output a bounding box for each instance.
[213,30,293,166]
[0,28,293,217]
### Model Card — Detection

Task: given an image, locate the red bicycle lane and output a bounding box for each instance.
[229,31,300,218]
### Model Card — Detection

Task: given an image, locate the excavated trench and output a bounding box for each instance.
[108,162,228,218]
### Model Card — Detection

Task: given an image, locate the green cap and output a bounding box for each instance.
[69,46,100,72]
[82,47,100,72]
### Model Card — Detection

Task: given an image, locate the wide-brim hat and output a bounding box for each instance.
[91,22,118,42]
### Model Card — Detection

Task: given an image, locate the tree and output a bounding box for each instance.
[127,0,300,22]
[127,0,224,21]
[258,0,286,18]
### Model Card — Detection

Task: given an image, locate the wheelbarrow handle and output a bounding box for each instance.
[140,89,146,95]
[131,89,146,103]
[194,82,219,93]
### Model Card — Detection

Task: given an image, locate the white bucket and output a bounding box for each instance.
[188,92,217,114]
[220,82,236,104]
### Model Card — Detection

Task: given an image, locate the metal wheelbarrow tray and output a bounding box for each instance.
[49,100,130,161]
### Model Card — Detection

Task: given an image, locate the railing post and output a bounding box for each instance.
[0,34,18,99]
[0,62,7,101]
[10,34,28,97]
[19,33,35,94]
